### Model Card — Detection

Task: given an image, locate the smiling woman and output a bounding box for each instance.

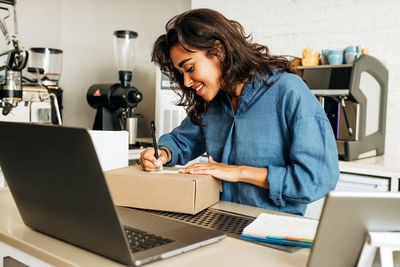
[169,44,222,102]
[151,8,302,126]
[139,8,340,216]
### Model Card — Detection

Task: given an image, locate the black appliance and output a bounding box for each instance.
[87,30,143,147]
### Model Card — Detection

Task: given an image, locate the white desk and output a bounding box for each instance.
[0,188,309,267]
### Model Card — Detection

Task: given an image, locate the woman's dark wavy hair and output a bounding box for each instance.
[152,8,301,126]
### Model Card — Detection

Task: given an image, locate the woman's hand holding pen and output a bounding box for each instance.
[139,147,169,172]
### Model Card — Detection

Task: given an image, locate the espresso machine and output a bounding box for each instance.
[87,30,143,147]
[298,54,388,160]
[0,1,63,125]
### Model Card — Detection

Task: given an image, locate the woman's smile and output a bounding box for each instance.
[193,83,204,94]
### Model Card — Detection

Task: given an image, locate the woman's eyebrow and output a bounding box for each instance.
[178,58,192,68]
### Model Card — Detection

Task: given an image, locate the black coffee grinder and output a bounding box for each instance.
[87,30,143,147]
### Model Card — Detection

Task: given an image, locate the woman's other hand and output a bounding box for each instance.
[179,156,269,188]
[139,147,169,172]
[179,156,243,182]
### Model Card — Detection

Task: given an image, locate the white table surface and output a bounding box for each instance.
[0,188,310,267]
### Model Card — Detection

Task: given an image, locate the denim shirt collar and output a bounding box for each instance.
[218,72,282,115]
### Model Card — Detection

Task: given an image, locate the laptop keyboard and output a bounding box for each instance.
[124,228,175,253]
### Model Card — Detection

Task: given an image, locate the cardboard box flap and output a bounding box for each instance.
[109,165,211,182]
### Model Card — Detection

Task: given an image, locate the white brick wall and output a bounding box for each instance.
[192,0,400,154]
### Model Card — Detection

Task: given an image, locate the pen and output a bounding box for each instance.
[340,97,353,136]
[150,120,161,171]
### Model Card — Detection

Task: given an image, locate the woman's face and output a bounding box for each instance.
[170,44,221,102]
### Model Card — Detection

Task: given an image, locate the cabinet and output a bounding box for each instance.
[305,154,400,219]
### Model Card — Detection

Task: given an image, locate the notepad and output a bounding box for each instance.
[240,213,319,248]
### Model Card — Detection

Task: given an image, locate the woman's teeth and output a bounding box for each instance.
[195,84,203,92]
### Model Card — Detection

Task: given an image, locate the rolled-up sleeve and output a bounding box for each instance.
[158,117,206,167]
[268,115,340,208]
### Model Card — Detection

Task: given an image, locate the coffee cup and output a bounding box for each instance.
[321,49,330,64]
[344,46,357,53]
[344,52,358,64]
[329,49,344,55]
[328,54,344,65]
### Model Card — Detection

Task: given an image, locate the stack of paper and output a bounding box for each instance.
[240,213,319,248]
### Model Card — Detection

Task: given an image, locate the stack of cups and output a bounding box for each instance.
[321,45,365,66]
[344,45,362,64]
[326,50,344,65]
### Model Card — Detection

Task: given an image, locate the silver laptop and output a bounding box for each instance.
[307,191,400,267]
[0,121,226,266]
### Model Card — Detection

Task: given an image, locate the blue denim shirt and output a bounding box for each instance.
[159,72,339,215]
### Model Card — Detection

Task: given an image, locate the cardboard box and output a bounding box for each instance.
[104,165,222,214]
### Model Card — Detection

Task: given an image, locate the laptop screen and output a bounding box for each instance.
[307,191,400,267]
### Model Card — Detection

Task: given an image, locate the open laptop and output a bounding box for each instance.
[307,191,400,267]
[0,121,226,266]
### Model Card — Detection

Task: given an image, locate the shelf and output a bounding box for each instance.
[296,64,353,69]
[310,89,349,96]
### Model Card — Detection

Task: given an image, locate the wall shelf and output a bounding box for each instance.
[296,64,353,69]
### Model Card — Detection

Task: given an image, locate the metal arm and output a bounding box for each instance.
[0,4,28,71]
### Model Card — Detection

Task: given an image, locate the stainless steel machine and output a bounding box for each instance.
[299,54,388,160]
[0,1,63,125]
[87,30,143,148]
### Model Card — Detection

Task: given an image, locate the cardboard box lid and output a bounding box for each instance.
[105,165,222,214]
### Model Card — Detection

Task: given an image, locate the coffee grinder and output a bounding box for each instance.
[87,30,143,147]
[24,47,64,125]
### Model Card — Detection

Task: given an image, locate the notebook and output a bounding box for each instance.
[240,212,318,248]
[0,121,226,266]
